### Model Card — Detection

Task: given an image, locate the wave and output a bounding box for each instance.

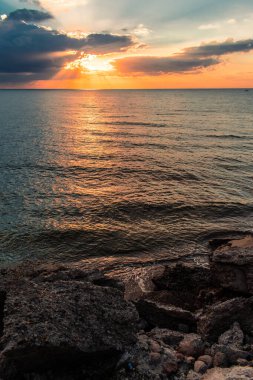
[90,121,167,127]
[208,134,250,139]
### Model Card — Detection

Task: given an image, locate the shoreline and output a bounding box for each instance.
[0,234,252,379]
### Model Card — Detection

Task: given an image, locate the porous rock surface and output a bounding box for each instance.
[0,264,138,380]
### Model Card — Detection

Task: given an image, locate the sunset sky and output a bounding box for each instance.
[1,0,253,88]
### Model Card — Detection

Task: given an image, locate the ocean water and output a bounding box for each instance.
[0,89,252,272]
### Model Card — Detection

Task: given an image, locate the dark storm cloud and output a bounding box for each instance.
[114,38,253,75]
[0,10,134,83]
[8,9,53,22]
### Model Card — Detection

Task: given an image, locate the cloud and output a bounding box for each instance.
[8,9,53,22]
[0,9,134,83]
[227,18,237,24]
[198,23,220,30]
[114,38,253,75]
[19,0,44,8]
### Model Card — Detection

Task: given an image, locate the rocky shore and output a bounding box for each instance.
[0,234,253,379]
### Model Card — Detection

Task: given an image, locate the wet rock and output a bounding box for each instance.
[136,299,197,331]
[194,360,208,374]
[218,322,244,348]
[178,334,205,358]
[210,234,253,294]
[0,268,138,379]
[198,297,253,342]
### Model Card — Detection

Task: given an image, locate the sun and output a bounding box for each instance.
[65,54,115,73]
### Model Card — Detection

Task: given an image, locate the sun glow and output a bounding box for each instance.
[65,54,115,73]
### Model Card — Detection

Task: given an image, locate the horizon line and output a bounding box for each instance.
[0,88,252,91]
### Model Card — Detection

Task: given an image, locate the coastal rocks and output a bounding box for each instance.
[197,297,253,342]
[203,366,253,380]
[0,266,138,380]
[178,334,205,358]
[154,264,213,292]
[136,298,197,331]
[209,234,253,294]
[218,322,244,348]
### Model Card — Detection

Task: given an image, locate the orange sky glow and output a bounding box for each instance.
[1,0,253,88]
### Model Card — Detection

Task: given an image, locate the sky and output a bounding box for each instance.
[1,0,253,88]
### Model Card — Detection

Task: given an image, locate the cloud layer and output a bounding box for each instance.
[0,8,134,83]
[8,8,53,22]
[114,38,253,75]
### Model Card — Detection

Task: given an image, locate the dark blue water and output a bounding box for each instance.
[0,89,252,271]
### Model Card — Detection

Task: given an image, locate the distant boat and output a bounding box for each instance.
[244,89,249,92]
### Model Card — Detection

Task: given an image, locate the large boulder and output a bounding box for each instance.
[0,265,139,380]
[210,235,253,294]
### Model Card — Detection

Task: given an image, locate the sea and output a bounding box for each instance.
[0,89,252,273]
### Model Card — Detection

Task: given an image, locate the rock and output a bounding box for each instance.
[176,352,185,362]
[211,344,252,365]
[198,355,212,368]
[178,334,205,358]
[218,322,244,348]
[147,328,185,348]
[186,370,202,380]
[213,352,228,367]
[149,340,161,353]
[149,352,161,365]
[237,358,249,366]
[0,267,139,379]
[203,366,253,380]
[210,234,253,294]
[198,297,253,342]
[154,264,213,293]
[112,266,166,301]
[136,299,197,331]
[194,360,208,374]
[163,360,178,375]
[186,356,195,365]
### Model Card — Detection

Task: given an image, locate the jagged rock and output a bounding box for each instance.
[218,322,244,348]
[112,266,165,301]
[136,299,197,331]
[210,235,253,294]
[198,297,253,342]
[0,266,138,380]
[178,334,205,358]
